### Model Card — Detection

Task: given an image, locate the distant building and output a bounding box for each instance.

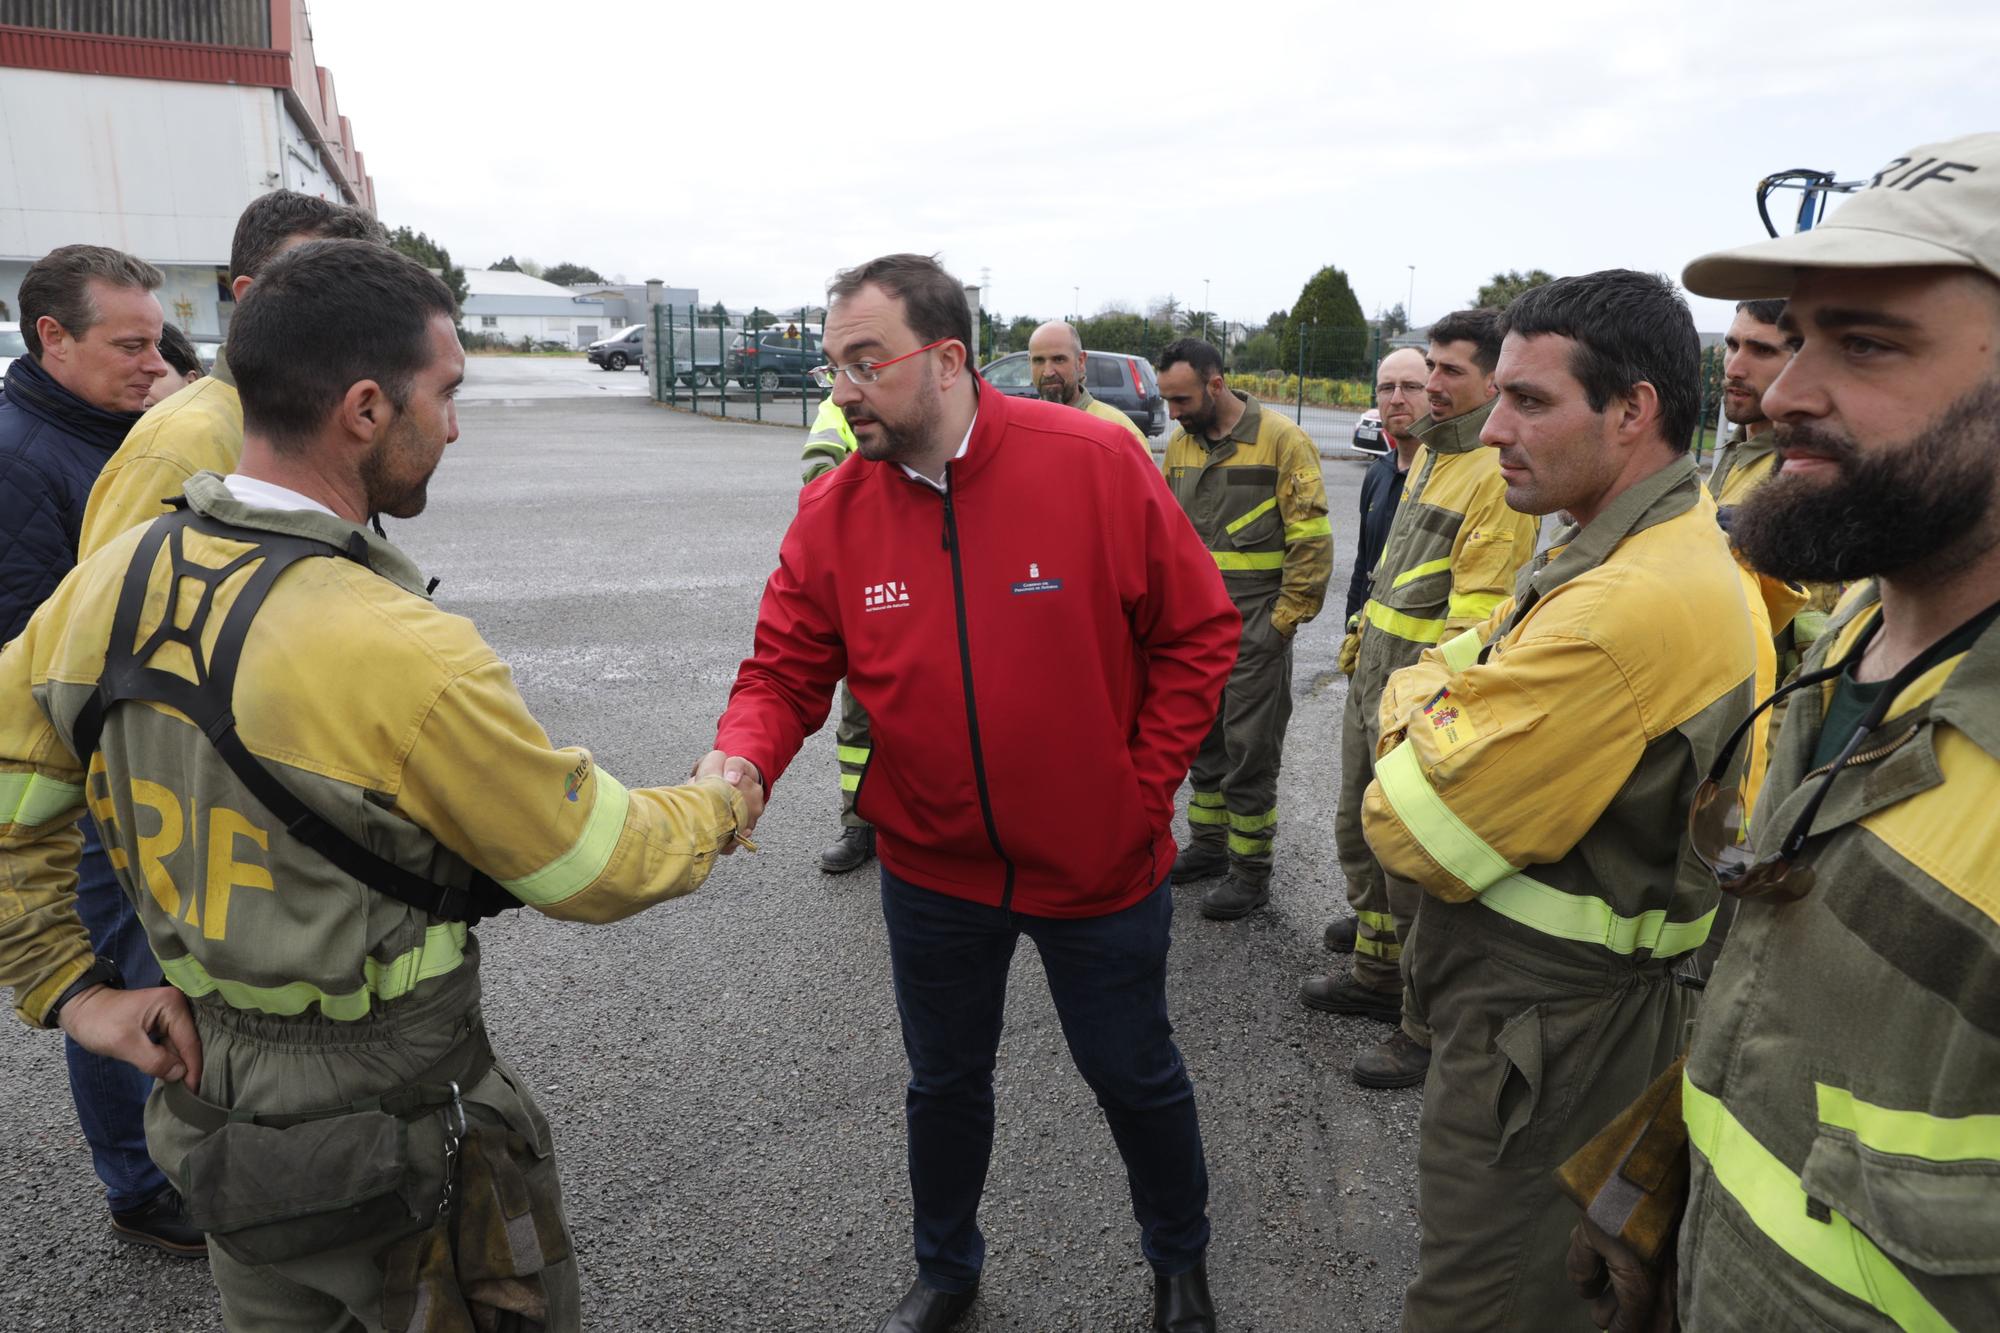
[0,0,376,335]
[572,283,699,330]
[462,270,610,348]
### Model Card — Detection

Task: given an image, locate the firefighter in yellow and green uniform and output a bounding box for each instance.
[0,243,755,1333]
[1301,317,1540,1092]
[1562,130,2000,1333]
[800,394,877,874]
[1360,272,1759,1330]
[1028,320,1149,450]
[1158,338,1331,919]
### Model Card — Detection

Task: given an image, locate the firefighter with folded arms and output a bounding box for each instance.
[1564,130,2000,1333]
[0,239,757,1332]
[1359,269,1759,1329]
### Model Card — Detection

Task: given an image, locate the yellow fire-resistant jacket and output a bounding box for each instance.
[1682,585,2000,1330]
[1361,456,1757,962]
[801,396,858,484]
[0,474,745,1027]
[1077,390,1147,446]
[1163,392,1332,636]
[1351,398,1540,711]
[80,360,244,559]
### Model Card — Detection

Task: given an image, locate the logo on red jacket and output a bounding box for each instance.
[1011,560,1063,595]
[864,580,911,611]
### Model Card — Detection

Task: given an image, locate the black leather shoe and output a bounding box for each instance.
[875,1278,976,1333]
[109,1185,206,1258]
[1323,915,1357,953]
[1154,1260,1217,1332]
[819,824,875,875]
[1298,974,1401,1023]
[1171,841,1228,883]
[1199,874,1269,920]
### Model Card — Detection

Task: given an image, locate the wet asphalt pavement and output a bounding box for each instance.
[0,374,1419,1332]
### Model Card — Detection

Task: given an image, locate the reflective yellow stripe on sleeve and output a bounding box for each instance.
[1284,516,1332,544]
[1363,600,1446,643]
[1376,743,1713,956]
[1686,1076,1951,1333]
[158,923,469,1021]
[1392,557,1453,589]
[1439,628,1484,673]
[1816,1084,2000,1163]
[1446,590,1507,623]
[0,771,83,828]
[836,746,872,765]
[499,768,632,906]
[1225,497,1278,534]
[1213,550,1287,571]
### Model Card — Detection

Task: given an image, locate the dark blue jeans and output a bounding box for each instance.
[880,868,1210,1292]
[63,817,168,1211]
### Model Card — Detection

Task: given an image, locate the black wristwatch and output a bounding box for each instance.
[46,958,123,1028]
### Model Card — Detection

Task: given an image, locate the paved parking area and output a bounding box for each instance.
[0,398,1415,1332]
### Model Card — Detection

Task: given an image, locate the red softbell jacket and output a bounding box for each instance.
[716,388,1239,919]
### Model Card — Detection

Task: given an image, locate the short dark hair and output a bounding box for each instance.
[826,253,972,352]
[1157,337,1225,381]
[229,189,387,284]
[1500,270,1701,454]
[1427,307,1505,373]
[1735,298,1786,326]
[18,244,163,358]
[228,239,455,453]
[156,324,202,378]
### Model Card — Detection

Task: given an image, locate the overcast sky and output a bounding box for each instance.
[311,0,1995,333]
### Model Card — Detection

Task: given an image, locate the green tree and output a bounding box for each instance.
[746,306,777,329]
[542,261,605,286]
[387,225,468,310]
[1236,331,1281,373]
[1379,302,1409,338]
[1280,265,1368,378]
[490,254,522,272]
[1474,268,1557,309]
[706,302,731,328]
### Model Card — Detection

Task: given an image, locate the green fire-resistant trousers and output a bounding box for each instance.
[1185,604,1293,888]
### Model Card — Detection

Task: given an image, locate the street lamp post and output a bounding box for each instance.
[1203,278,1210,341]
[1406,265,1416,327]
[1073,286,1080,322]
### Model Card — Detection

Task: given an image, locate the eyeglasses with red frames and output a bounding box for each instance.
[810,337,958,389]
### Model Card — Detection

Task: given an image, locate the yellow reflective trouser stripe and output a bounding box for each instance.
[1685,1077,1951,1332]
[1355,936,1401,960]
[1440,627,1484,673]
[839,773,860,792]
[1392,557,1452,590]
[1225,497,1278,534]
[1363,599,1446,644]
[0,770,82,827]
[1816,1083,2000,1163]
[1228,832,1271,856]
[1356,909,1396,931]
[1285,516,1332,544]
[1447,590,1506,622]
[1212,549,1286,571]
[1376,743,1713,956]
[500,768,631,905]
[836,746,871,765]
[157,923,469,1021]
[1230,809,1278,832]
[1188,805,1232,826]
[1190,791,1227,807]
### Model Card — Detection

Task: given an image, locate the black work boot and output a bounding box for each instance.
[818,824,875,875]
[1171,840,1228,883]
[109,1185,206,1258]
[1298,974,1401,1023]
[1199,873,1269,920]
[1352,1029,1433,1089]
[1153,1259,1217,1332]
[1323,915,1357,953]
[875,1277,976,1333]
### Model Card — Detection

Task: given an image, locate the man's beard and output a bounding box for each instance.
[361,416,435,519]
[855,363,941,465]
[1723,382,1767,427]
[1038,375,1078,404]
[1732,379,2000,583]
[1180,388,1218,437]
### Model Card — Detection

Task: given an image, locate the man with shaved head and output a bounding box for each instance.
[1028,320,1146,444]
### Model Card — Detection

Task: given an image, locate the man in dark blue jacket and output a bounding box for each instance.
[0,244,204,1256]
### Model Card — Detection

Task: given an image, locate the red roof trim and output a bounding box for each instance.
[0,24,288,88]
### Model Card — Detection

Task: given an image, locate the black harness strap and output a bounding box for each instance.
[72,509,518,925]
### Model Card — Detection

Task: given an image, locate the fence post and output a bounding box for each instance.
[1296,324,1309,424]
[659,302,672,406]
[802,304,812,429]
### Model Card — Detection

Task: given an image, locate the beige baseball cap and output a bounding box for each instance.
[1683,132,2000,298]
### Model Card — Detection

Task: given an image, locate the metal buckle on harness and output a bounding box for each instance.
[437,1080,468,1221]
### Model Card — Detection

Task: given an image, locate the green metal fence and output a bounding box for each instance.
[649,301,829,426]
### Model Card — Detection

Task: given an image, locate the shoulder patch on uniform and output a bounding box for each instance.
[1423,688,1482,757]
[564,755,591,803]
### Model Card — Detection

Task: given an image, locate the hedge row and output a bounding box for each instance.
[1227,372,1373,409]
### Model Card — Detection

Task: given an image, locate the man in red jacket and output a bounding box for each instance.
[703,254,1238,1333]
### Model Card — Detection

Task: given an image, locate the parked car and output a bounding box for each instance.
[979,349,1167,436]
[1350,407,1388,455]
[0,322,24,378]
[675,331,743,389]
[729,328,821,391]
[586,325,646,372]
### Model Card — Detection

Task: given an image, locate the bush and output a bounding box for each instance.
[1227,372,1372,409]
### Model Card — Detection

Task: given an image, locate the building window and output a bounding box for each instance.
[480,316,498,328]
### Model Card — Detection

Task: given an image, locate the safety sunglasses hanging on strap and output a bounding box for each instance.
[1689,595,2000,902]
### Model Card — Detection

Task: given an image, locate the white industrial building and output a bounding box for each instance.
[0,0,376,335]
[460,270,611,349]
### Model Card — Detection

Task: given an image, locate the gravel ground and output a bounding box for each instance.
[0,384,1417,1332]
